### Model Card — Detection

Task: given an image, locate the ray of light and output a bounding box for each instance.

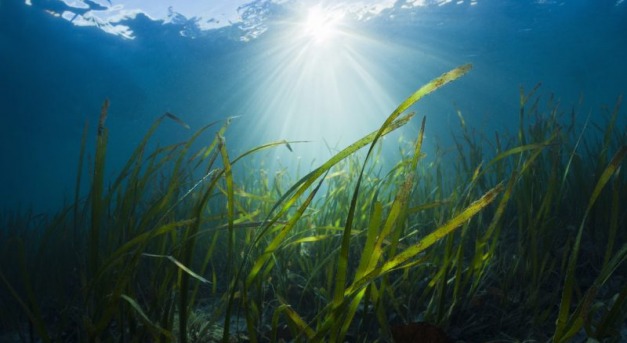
[235,5,410,168]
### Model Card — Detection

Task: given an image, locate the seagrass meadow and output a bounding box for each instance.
[1,65,626,343]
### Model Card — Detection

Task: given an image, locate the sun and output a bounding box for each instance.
[302,6,343,44]
[235,3,402,167]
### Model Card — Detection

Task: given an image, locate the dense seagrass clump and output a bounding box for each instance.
[1,66,626,342]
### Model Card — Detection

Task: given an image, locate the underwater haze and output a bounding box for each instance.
[1,0,626,212]
[2,1,627,342]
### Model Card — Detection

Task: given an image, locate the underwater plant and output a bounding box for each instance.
[0,65,626,343]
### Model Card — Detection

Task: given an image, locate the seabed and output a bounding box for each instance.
[1,65,626,342]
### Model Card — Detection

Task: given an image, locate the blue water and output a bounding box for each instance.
[1,0,626,212]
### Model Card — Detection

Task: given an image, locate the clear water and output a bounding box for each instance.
[1,0,626,212]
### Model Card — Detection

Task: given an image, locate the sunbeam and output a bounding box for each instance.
[237,5,402,167]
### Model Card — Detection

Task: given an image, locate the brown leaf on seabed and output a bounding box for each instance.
[390,322,453,343]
